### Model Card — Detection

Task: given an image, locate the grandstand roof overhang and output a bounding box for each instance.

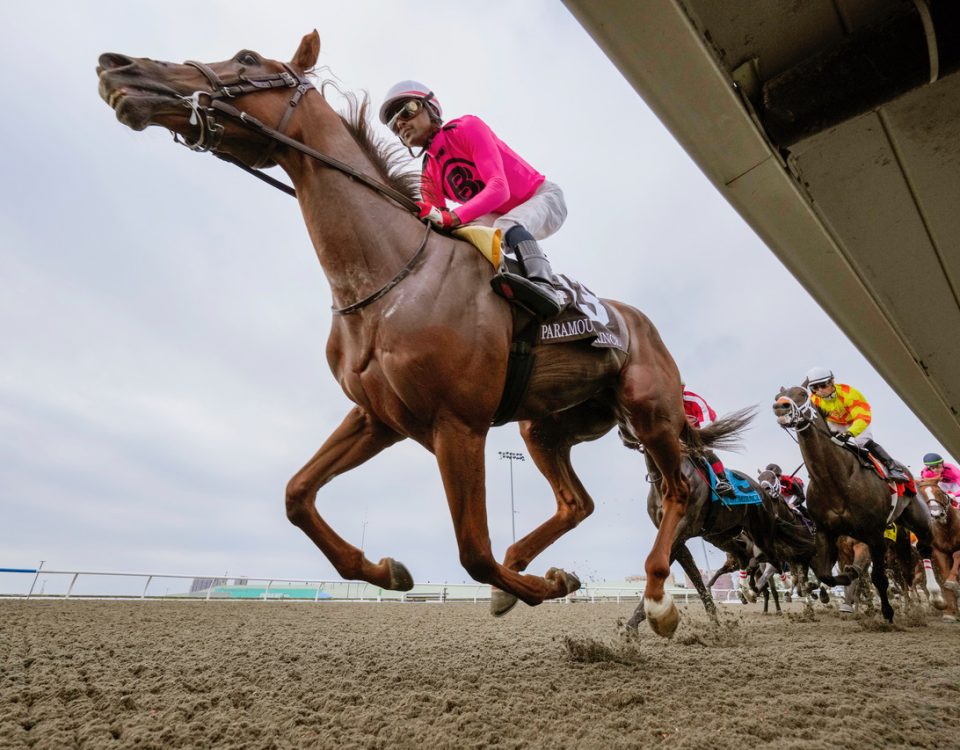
[563,0,960,457]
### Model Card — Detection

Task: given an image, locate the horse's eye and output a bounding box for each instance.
[237,52,258,66]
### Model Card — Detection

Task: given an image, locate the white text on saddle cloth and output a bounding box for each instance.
[539,276,625,351]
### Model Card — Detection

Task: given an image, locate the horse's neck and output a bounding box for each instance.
[275,95,425,308]
[798,420,853,489]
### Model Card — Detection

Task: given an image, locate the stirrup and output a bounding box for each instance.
[491,273,562,319]
[714,477,735,498]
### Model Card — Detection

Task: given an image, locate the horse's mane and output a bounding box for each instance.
[320,80,421,205]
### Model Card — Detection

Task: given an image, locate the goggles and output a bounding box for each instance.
[924,460,944,468]
[809,381,833,391]
[387,98,428,133]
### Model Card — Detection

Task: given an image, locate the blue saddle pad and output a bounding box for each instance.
[708,467,763,505]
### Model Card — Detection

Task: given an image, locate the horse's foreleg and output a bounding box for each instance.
[932,548,958,620]
[812,532,851,587]
[285,407,408,589]
[707,558,737,588]
[434,422,578,613]
[867,539,895,622]
[677,542,718,622]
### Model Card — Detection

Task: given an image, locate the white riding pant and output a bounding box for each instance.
[473,180,567,241]
[826,421,873,447]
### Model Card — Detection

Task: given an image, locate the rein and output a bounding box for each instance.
[174,59,427,313]
[776,394,871,463]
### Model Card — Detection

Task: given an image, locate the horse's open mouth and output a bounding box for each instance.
[99,80,182,131]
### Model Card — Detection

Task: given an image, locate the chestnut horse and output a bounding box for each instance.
[918,478,960,620]
[773,386,934,623]
[97,30,695,636]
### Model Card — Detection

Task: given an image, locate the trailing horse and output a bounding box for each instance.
[773,386,935,623]
[626,411,818,627]
[918,478,960,620]
[97,30,698,637]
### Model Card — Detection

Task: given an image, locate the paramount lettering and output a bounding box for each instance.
[540,318,594,340]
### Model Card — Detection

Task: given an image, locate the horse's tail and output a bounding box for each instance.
[694,406,757,453]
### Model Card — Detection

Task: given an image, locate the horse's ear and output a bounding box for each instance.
[291,30,320,73]
[801,378,809,388]
[777,386,786,394]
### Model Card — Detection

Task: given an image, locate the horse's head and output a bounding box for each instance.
[97,31,321,167]
[772,385,817,431]
[918,478,951,523]
[757,469,781,498]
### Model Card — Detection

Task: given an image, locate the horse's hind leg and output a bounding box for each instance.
[485,407,609,616]
[507,405,614,573]
[285,407,410,590]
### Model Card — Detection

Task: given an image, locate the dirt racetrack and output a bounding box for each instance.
[1,597,957,749]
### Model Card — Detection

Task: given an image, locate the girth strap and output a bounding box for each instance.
[491,316,539,426]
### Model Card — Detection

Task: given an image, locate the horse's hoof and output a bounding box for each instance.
[546,567,582,597]
[644,595,679,638]
[819,590,830,605]
[942,614,957,622]
[931,594,947,611]
[838,603,854,614]
[944,580,960,594]
[490,588,519,617]
[382,558,414,591]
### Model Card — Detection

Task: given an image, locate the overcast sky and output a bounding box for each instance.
[1,1,952,590]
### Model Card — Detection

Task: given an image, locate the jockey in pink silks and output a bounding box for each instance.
[921,453,960,508]
[379,81,566,319]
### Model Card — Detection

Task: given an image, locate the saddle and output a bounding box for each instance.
[837,442,916,496]
[702,462,763,506]
[490,263,626,426]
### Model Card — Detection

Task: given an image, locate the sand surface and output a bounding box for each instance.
[1,598,957,749]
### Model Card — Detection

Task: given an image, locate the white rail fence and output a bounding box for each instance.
[0,566,712,605]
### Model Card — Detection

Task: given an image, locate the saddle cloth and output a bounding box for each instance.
[705,465,763,506]
[539,275,626,353]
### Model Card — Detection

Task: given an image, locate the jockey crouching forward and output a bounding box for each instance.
[921,453,960,508]
[379,81,565,319]
[765,463,814,526]
[805,366,908,481]
[683,384,735,498]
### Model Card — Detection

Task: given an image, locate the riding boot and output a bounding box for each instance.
[865,440,908,481]
[490,226,562,319]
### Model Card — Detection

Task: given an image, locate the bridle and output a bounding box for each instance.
[171,59,429,314]
[920,481,950,523]
[774,394,818,433]
[758,472,781,498]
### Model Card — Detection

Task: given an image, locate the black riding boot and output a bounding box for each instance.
[490,226,562,319]
[865,440,908,481]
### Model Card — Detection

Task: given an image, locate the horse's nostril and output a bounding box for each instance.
[98,52,135,71]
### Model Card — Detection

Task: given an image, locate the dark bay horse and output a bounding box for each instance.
[773,386,934,622]
[97,30,696,636]
[627,418,819,627]
[919,478,960,620]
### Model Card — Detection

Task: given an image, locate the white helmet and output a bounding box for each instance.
[379,80,442,124]
[805,366,834,387]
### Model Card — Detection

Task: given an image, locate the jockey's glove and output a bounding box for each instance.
[416,201,459,229]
